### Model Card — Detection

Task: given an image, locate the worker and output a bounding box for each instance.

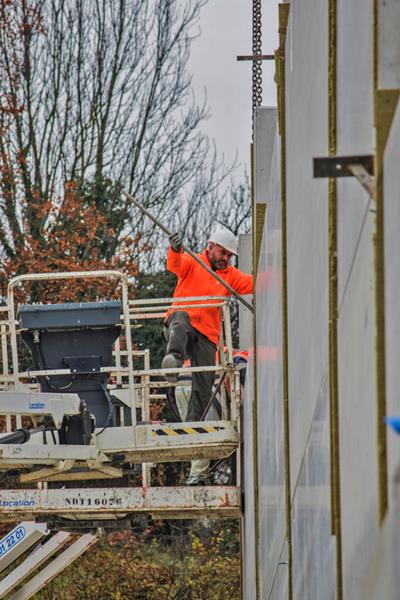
[162,225,253,422]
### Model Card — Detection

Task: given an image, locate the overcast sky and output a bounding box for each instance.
[188,0,279,174]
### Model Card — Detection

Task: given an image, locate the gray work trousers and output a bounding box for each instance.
[164,311,216,421]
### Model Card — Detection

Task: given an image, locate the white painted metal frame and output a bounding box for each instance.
[8,533,98,600]
[7,270,137,431]
[0,530,71,598]
[0,391,81,429]
[0,421,238,468]
[0,522,49,573]
[0,487,241,520]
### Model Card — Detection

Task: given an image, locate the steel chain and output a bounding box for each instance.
[252,0,262,123]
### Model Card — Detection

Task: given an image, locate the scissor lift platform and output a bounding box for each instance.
[0,271,244,514]
[0,270,247,598]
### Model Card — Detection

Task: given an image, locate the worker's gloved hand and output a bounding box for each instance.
[169,232,183,252]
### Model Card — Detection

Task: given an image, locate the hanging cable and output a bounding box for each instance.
[95,384,114,436]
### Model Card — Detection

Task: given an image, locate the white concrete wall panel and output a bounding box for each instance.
[384,101,400,484]
[243,2,400,596]
[337,197,378,598]
[284,2,333,596]
[379,0,400,89]
[336,0,380,596]
[337,0,374,155]
[377,103,400,600]
[239,233,253,350]
[346,99,400,600]
[254,107,278,204]
[336,0,374,301]
[256,135,287,599]
[291,377,336,599]
[242,351,257,600]
[361,476,400,599]
[269,549,289,600]
[285,0,329,502]
[360,509,400,598]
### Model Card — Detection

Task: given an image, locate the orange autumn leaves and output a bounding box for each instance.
[0,182,138,303]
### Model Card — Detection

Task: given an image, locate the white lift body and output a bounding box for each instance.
[0,270,245,597]
[0,392,81,429]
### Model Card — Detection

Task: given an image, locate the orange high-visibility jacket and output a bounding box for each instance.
[166,247,253,345]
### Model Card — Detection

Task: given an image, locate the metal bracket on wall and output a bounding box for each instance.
[313,155,375,198]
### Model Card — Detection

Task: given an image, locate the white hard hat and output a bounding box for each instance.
[209,225,238,255]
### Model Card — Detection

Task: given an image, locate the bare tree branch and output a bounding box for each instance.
[0,0,249,275]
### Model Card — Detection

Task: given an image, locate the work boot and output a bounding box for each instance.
[161,353,183,383]
[212,463,232,485]
[185,474,209,486]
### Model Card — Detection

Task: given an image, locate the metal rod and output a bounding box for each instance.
[200,372,227,421]
[0,324,11,432]
[130,295,227,305]
[218,331,228,419]
[114,337,122,387]
[129,302,225,313]
[348,164,375,198]
[142,349,151,486]
[236,54,275,61]
[24,364,225,377]
[126,313,167,320]
[122,190,253,313]
[121,275,137,434]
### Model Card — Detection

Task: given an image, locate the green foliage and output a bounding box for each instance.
[34,528,240,600]
[133,270,177,368]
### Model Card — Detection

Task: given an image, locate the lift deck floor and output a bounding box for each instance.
[0,486,242,521]
[0,421,239,470]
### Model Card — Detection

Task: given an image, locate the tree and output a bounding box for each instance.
[0,179,138,302]
[183,173,251,253]
[36,528,240,600]
[0,0,233,275]
[133,269,176,367]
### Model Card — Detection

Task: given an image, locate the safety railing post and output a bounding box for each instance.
[142,349,152,487]
[120,276,137,435]
[7,287,21,429]
[218,308,228,420]
[1,323,11,432]
[113,338,124,426]
[232,369,241,488]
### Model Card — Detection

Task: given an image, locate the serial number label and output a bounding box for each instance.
[65,498,123,507]
[0,526,26,557]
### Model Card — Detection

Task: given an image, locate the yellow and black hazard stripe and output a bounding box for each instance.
[151,425,225,437]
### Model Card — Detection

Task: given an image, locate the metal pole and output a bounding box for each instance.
[142,349,151,487]
[121,274,137,434]
[122,190,253,313]
[1,323,11,432]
